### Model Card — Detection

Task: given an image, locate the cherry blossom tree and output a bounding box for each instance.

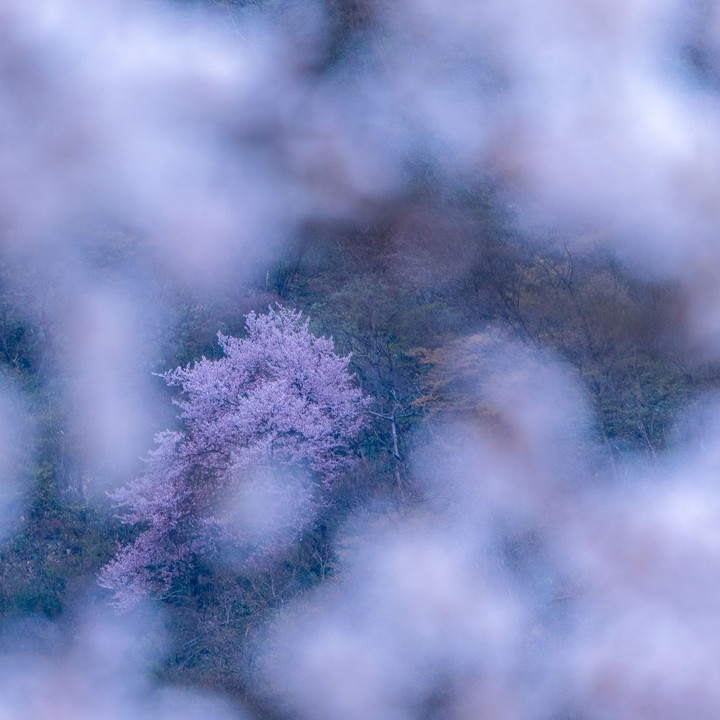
[99,306,368,610]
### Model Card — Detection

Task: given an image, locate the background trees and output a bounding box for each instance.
[0,212,710,702]
[1,1,720,717]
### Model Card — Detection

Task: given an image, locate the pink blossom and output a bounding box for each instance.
[99,306,368,609]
